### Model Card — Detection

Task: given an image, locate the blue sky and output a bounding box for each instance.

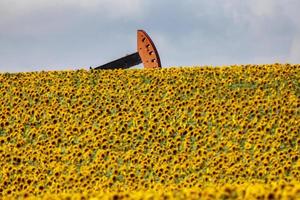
[0,0,299,73]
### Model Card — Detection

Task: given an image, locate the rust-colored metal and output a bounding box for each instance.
[137,30,161,69]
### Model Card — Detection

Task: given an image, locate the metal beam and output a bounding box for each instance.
[94,52,142,70]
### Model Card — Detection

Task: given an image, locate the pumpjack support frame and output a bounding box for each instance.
[94,30,161,70]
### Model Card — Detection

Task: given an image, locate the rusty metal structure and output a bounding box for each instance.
[94,30,161,70]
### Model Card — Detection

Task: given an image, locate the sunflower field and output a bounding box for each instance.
[0,64,299,199]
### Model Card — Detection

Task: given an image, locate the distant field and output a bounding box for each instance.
[0,64,299,199]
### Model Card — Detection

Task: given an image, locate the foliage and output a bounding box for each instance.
[0,64,299,199]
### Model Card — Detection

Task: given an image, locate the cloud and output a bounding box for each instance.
[0,0,144,18]
[0,0,299,72]
[0,0,146,72]
[141,0,298,66]
[289,34,300,63]
[244,0,279,17]
[0,0,144,32]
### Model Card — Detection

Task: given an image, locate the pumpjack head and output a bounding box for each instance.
[137,30,161,69]
[94,30,161,70]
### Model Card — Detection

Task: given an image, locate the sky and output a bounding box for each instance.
[0,0,299,73]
